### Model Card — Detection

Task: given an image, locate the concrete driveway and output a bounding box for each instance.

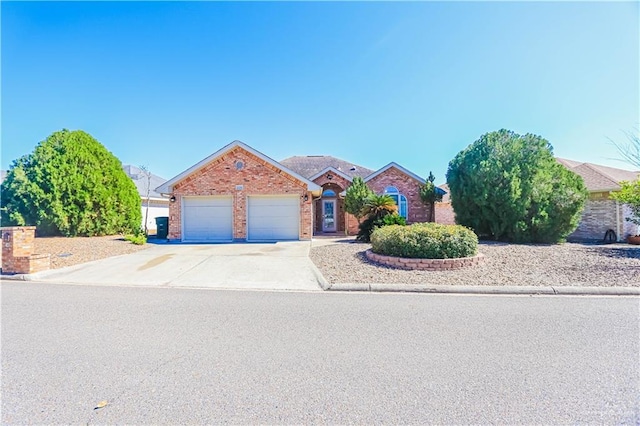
[25,241,326,291]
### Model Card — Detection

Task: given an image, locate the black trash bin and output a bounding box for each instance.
[155,216,169,239]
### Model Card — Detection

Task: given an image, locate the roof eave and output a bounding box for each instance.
[155,140,321,193]
[588,187,620,193]
[364,162,425,184]
[308,166,354,182]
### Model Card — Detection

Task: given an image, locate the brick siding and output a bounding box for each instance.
[435,202,456,225]
[366,168,428,223]
[570,192,637,241]
[1,226,50,274]
[366,249,484,270]
[168,147,313,241]
[312,173,351,234]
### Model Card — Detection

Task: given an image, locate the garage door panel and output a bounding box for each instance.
[183,196,233,241]
[248,196,299,241]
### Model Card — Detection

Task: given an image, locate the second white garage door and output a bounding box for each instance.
[182,196,233,242]
[247,196,300,241]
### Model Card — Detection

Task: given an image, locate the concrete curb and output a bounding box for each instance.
[3,272,638,296]
[0,252,138,283]
[327,283,640,296]
[308,262,331,291]
[0,274,33,281]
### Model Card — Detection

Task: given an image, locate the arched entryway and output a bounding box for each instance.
[314,182,345,234]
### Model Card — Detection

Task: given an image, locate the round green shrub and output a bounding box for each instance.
[446,129,588,243]
[1,129,141,236]
[370,223,478,259]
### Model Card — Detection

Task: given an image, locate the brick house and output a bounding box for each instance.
[557,158,639,241]
[434,183,455,225]
[156,140,442,242]
[434,159,640,242]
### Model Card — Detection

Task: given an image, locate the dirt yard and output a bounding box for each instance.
[33,236,149,269]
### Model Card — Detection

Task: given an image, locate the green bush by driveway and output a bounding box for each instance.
[1,129,141,236]
[371,223,478,259]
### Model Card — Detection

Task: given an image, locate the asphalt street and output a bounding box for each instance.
[2,282,639,424]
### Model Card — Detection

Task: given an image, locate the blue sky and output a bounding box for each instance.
[2,1,638,184]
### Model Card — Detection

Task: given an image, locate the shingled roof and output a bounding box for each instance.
[437,183,451,203]
[123,164,168,200]
[557,158,639,192]
[279,155,374,180]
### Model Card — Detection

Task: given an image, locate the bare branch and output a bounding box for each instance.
[610,129,640,169]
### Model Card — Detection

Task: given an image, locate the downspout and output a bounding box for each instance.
[616,200,621,242]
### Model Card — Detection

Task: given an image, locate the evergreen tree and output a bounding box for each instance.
[419,171,443,222]
[446,129,587,243]
[344,176,374,224]
[1,129,141,236]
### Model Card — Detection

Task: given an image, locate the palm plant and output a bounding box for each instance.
[361,194,398,220]
[357,195,399,242]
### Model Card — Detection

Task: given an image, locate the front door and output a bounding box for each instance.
[322,199,337,232]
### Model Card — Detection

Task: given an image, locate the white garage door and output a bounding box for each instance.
[247,196,299,241]
[182,196,233,242]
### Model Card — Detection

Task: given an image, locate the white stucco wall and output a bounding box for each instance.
[141,199,169,232]
[622,204,639,238]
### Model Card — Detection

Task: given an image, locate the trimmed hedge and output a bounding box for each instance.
[370,223,478,259]
[357,213,406,242]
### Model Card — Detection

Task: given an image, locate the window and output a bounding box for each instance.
[384,186,408,219]
[322,189,336,197]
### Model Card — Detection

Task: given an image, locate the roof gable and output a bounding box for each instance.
[364,162,446,195]
[557,157,639,192]
[308,166,354,183]
[156,141,321,194]
[365,162,424,184]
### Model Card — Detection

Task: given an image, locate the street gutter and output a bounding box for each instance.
[2,273,638,296]
[327,283,640,296]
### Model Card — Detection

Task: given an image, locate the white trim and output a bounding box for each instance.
[308,166,354,183]
[616,200,622,242]
[364,162,424,184]
[143,196,170,203]
[156,140,321,194]
[384,188,409,219]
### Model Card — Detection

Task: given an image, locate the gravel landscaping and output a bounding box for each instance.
[310,238,640,287]
[33,236,149,270]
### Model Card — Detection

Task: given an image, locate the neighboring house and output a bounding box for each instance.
[123,165,169,233]
[557,158,639,241]
[1,166,169,233]
[435,183,456,225]
[156,140,444,242]
[434,159,640,242]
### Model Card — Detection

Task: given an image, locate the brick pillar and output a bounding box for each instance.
[1,226,50,274]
